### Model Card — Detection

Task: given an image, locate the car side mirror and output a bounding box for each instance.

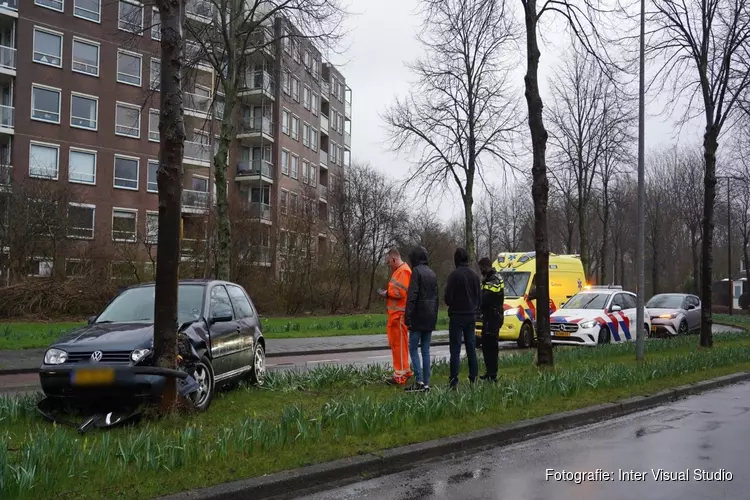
[88,315,97,325]
[610,305,622,312]
[687,304,695,310]
[210,313,233,325]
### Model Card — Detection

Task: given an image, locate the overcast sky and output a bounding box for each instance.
[330,0,705,222]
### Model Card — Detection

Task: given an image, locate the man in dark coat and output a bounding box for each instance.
[478,257,504,381]
[404,246,439,392]
[444,247,481,388]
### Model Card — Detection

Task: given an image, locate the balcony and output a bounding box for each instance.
[239,70,275,101]
[320,113,329,134]
[184,140,215,165]
[249,202,272,222]
[182,189,210,212]
[0,0,17,18]
[344,132,351,149]
[248,27,275,57]
[345,101,351,119]
[237,116,274,141]
[321,81,330,100]
[0,104,12,133]
[184,91,212,116]
[186,0,214,21]
[319,185,328,202]
[236,160,274,181]
[252,245,272,266]
[0,164,10,189]
[0,45,15,73]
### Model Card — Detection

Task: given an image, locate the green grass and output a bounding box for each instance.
[0,312,452,350]
[1,328,749,499]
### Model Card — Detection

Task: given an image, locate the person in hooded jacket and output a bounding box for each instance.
[404,246,439,393]
[444,247,481,388]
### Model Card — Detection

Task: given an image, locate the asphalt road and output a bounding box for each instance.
[294,381,750,500]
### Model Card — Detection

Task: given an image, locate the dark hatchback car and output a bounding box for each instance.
[39,280,266,411]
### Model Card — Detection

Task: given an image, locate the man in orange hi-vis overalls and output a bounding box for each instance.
[378,248,413,385]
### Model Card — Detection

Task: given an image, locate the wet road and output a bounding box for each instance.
[296,382,750,500]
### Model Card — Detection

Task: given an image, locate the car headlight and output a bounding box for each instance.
[44,348,68,365]
[131,349,152,363]
[658,313,677,319]
[579,320,597,329]
[504,309,517,316]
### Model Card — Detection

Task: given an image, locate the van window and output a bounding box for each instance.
[499,271,530,298]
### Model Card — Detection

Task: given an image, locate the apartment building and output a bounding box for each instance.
[0,0,352,279]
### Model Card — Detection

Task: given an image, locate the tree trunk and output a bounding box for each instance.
[522,0,552,367]
[578,193,587,274]
[213,82,235,280]
[600,185,610,284]
[651,239,658,295]
[464,193,475,263]
[691,229,699,294]
[700,126,719,348]
[153,0,185,412]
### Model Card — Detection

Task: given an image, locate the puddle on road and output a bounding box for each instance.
[635,424,676,438]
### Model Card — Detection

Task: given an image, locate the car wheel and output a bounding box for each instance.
[190,356,215,411]
[250,342,266,386]
[678,320,688,335]
[597,326,611,345]
[517,322,533,349]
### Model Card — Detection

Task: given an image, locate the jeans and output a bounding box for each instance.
[481,314,501,380]
[449,314,478,385]
[409,330,432,385]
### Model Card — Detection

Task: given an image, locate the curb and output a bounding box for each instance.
[155,371,750,500]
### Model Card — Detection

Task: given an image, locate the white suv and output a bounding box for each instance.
[549,286,651,346]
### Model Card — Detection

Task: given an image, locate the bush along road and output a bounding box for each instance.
[2,319,750,500]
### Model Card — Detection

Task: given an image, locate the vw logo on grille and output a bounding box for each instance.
[91,351,103,362]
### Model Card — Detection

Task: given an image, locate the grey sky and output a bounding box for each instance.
[333,0,705,222]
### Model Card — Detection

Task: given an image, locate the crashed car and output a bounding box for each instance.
[39,280,266,424]
[646,293,701,337]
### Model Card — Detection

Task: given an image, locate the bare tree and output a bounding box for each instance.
[384,0,520,263]
[643,0,750,346]
[669,148,704,293]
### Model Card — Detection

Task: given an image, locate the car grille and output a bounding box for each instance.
[550,322,579,332]
[67,351,133,365]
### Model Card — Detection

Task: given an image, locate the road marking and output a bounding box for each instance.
[307,359,340,364]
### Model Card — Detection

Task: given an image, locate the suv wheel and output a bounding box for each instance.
[517,322,534,348]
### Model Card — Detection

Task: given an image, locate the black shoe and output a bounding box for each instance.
[479,374,491,381]
[405,382,425,393]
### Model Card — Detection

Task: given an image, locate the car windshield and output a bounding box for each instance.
[562,293,610,310]
[647,294,684,309]
[499,271,530,298]
[95,284,205,324]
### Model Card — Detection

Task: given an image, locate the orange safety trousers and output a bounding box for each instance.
[387,262,412,384]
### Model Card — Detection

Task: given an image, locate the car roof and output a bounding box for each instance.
[577,289,629,296]
[125,279,238,290]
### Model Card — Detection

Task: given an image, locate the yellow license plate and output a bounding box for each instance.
[72,368,115,385]
[554,332,571,337]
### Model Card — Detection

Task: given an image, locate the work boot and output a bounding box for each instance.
[405,382,425,393]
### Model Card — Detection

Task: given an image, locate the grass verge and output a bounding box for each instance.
[0,313,452,350]
[1,328,749,499]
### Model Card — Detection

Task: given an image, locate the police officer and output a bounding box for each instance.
[478,257,504,382]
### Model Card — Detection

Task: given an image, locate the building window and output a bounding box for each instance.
[149,109,159,142]
[35,0,63,12]
[338,144,343,164]
[281,149,289,176]
[114,155,139,190]
[303,86,311,109]
[310,164,317,186]
[146,212,158,244]
[28,258,53,278]
[313,58,319,76]
[304,50,311,68]
[119,0,144,34]
[291,77,299,102]
[338,114,344,134]
[69,148,96,185]
[112,209,138,242]
[68,203,95,239]
[283,30,291,53]
[312,93,319,116]
[65,259,90,278]
[117,50,143,86]
[302,160,309,184]
[281,109,290,135]
[311,128,318,152]
[72,38,100,76]
[74,0,101,22]
[291,115,299,141]
[115,103,141,138]
[282,70,290,95]
[290,193,298,213]
[33,28,63,68]
[31,85,62,124]
[70,93,98,130]
[292,42,301,63]
[151,8,161,40]
[302,123,310,147]
[331,110,338,132]
[280,190,288,214]
[330,142,337,164]
[147,160,158,192]
[290,154,299,179]
[29,142,59,179]
[150,58,160,91]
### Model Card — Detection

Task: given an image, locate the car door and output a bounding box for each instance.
[622,293,639,340]
[687,295,701,330]
[207,284,241,376]
[226,284,258,371]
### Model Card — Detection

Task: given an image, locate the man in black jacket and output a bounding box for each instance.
[478,257,504,382]
[444,247,481,388]
[404,246,439,392]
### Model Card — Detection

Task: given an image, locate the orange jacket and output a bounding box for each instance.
[387,262,412,315]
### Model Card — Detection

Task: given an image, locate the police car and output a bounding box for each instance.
[549,286,651,346]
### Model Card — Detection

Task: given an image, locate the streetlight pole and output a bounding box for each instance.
[635,0,646,361]
[728,179,732,316]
